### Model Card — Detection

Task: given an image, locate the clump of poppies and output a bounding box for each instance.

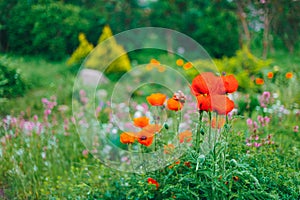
[191,72,238,115]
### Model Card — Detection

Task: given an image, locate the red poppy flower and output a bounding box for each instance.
[148,178,159,189]
[178,130,192,143]
[211,95,234,115]
[146,93,166,106]
[196,95,212,112]
[167,98,183,111]
[133,116,149,128]
[255,78,264,85]
[221,74,238,93]
[120,132,135,144]
[191,72,223,96]
[184,161,191,168]
[137,124,161,147]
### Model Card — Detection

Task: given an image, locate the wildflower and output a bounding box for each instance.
[33,115,38,121]
[267,72,273,79]
[294,125,299,133]
[246,118,253,127]
[196,95,212,112]
[211,95,235,115]
[146,93,166,106]
[175,160,180,165]
[120,132,135,144]
[191,72,223,95]
[158,66,166,72]
[221,74,239,93]
[133,116,149,128]
[82,149,89,158]
[285,72,293,79]
[255,78,264,85]
[137,124,161,146]
[167,98,183,111]
[233,176,239,181]
[172,90,187,103]
[176,59,184,66]
[184,161,191,168]
[150,59,160,65]
[254,142,261,148]
[183,62,193,70]
[178,130,192,143]
[259,91,271,108]
[148,178,159,189]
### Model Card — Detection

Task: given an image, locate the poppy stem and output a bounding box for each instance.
[208,111,212,150]
[128,144,136,176]
[196,110,203,153]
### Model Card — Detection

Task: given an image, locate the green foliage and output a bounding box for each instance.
[187,46,272,92]
[0,60,26,98]
[84,25,131,75]
[5,1,104,60]
[149,0,239,58]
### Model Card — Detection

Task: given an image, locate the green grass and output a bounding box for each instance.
[0,54,75,116]
[0,48,299,199]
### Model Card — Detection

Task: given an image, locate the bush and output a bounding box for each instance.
[6,1,104,60]
[0,62,26,98]
[67,33,94,67]
[83,25,131,75]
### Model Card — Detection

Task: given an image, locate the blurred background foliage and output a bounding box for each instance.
[0,0,299,113]
[0,0,299,60]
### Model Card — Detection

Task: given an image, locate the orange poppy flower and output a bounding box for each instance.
[285,72,293,79]
[167,98,183,111]
[211,95,234,115]
[191,72,223,95]
[267,72,273,79]
[158,66,166,72]
[137,124,161,147]
[196,95,212,112]
[255,78,264,85]
[150,58,160,65]
[146,93,166,106]
[148,178,159,189]
[183,62,193,70]
[211,117,226,129]
[221,74,238,93]
[120,132,135,144]
[176,59,184,66]
[178,130,192,143]
[133,116,149,128]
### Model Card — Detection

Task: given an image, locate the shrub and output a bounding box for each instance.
[83,25,131,75]
[0,62,26,98]
[67,33,94,67]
